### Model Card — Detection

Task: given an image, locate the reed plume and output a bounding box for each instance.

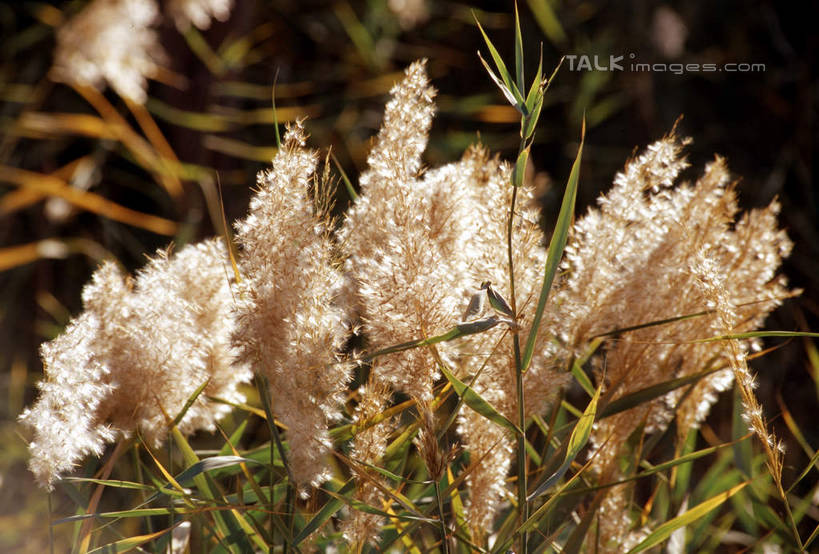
[547,133,793,550]
[20,239,250,489]
[232,121,352,494]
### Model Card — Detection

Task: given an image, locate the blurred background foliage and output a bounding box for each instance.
[0,0,816,551]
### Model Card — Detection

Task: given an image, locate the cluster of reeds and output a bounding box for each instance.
[12,4,818,553]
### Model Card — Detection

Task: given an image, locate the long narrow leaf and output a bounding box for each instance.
[86,523,183,554]
[513,3,524,93]
[474,16,524,106]
[439,363,521,434]
[364,317,500,361]
[599,366,722,420]
[626,481,750,553]
[294,479,354,545]
[527,380,600,500]
[522,119,584,372]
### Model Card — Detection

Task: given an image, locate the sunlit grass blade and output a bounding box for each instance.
[514,2,524,93]
[438,362,521,434]
[331,397,416,442]
[169,426,260,553]
[173,456,263,486]
[271,70,281,149]
[566,434,752,496]
[293,479,354,545]
[512,146,529,188]
[182,26,225,75]
[170,379,209,428]
[494,455,596,553]
[599,366,722,420]
[54,508,184,524]
[86,522,183,554]
[786,448,819,495]
[805,519,819,550]
[15,112,117,139]
[0,165,178,235]
[446,466,470,546]
[124,98,184,199]
[363,317,501,361]
[522,118,585,372]
[474,14,524,107]
[527,380,600,501]
[330,151,358,201]
[626,480,751,553]
[569,337,602,397]
[62,478,152,491]
[694,330,819,342]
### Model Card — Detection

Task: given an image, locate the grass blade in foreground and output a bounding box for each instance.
[521,118,585,373]
[626,480,750,553]
[527,380,600,500]
[439,362,521,434]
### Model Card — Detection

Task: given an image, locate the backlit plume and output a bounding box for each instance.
[339,61,570,538]
[167,0,233,30]
[51,0,166,103]
[232,122,352,494]
[20,239,250,489]
[551,134,794,551]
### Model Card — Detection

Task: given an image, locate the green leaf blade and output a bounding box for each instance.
[522,119,585,372]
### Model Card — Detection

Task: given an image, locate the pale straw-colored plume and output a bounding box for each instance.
[232,121,351,494]
[51,0,166,103]
[166,0,232,30]
[548,133,793,551]
[339,60,570,538]
[19,239,250,489]
[338,59,461,405]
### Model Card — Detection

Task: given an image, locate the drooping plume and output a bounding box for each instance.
[20,239,250,489]
[549,133,793,550]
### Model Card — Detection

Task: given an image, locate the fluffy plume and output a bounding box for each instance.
[339,61,569,538]
[339,59,458,404]
[20,239,250,489]
[549,134,793,550]
[232,121,351,493]
[51,0,166,103]
[450,146,571,537]
[166,0,232,30]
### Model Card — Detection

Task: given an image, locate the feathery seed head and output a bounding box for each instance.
[233,122,352,493]
[51,0,166,103]
[20,239,249,489]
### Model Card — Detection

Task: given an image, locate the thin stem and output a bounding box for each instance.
[508,136,528,553]
[434,479,451,554]
[48,491,54,554]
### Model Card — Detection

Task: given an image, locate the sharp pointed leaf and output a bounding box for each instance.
[439,363,521,434]
[522,119,585,372]
[626,481,750,553]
